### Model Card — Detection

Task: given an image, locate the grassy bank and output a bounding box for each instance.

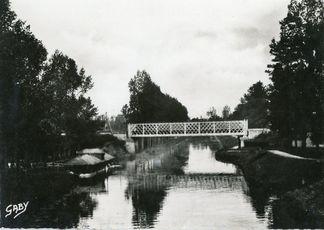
[251,132,324,159]
[215,148,322,192]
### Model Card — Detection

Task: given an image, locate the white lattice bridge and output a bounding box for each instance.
[128,120,248,137]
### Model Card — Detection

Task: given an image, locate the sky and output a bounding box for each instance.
[12,0,290,118]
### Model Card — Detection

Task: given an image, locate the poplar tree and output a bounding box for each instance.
[231,81,269,128]
[123,70,188,123]
[267,0,324,147]
[0,0,47,164]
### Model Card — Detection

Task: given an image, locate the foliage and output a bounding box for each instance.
[190,117,208,122]
[206,107,222,121]
[0,0,47,163]
[123,70,188,123]
[0,1,101,166]
[41,51,102,153]
[109,114,126,133]
[267,0,324,146]
[230,81,269,128]
[222,105,231,119]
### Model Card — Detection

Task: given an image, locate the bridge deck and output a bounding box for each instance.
[128,120,248,137]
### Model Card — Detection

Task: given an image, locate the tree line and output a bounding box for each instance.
[0,1,103,168]
[122,0,324,150]
[1,0,323,172]
[199,80,268,129]
[267,0,323,147]
[207,0,324,147]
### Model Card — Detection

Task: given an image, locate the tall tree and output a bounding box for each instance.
[0,1,102,166]
[222,105,231,119]
[109,114,126,133]
[0,0,47,165]
[206,107,221,121]
[267,0,324,146]
[123,70,188,123]
[41,51,100,153]
[231,81,269,128]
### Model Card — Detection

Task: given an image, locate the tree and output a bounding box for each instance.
[121,104,129,120]
[41,51,100,153]
[206,107,222,121]
[222,105,231,119]
[109,114,126,133]
[124,70,188,123]
[0,0,15,32]
[0,0,48,165]
[267,0,324,147]
[206,107,216,119]
[231,81,269,128]
[0,1,102,167]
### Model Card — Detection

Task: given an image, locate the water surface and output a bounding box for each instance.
[77,140,269,229]
[2,139,308,229]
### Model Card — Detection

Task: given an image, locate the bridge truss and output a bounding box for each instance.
[128,120,248,137]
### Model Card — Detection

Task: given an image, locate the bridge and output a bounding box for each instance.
[128,120,248,138]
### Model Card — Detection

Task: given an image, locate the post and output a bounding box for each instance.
[238,136,241,149]
[198,122,201,134]
[143,124,145,135]
[170,123,172,134]
[213,122,216,133]
[244,119,249,137]
[184,123,186,134]
[127,124,131,138]
[228,121,231,133]
[156,124,158,135]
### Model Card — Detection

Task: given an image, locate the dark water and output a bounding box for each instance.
[0,139,315,229]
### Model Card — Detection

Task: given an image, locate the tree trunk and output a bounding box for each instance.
[301,132,307,149]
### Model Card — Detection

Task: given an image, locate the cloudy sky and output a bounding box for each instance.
[12,0,290,118]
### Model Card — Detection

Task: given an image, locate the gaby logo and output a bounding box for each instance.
[5,201,29,219]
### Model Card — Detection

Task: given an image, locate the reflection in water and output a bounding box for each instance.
[244,186,274,219]
[0,172,101,228]
[125,142,189,176]
[124,174,250,229]
[86,140,266,229]
[2,139,318,229]
[184,143,237,174]
[128,185,168,229]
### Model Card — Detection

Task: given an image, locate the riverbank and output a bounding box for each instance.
[214,138,324,228]
[5,134,129,172]
[216,148,322,191]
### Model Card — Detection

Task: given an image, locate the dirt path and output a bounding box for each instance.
[267,150,319,161]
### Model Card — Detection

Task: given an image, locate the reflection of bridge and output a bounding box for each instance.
[127,174,247,191]
[128,120,248,138]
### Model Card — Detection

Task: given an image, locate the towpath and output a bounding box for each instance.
[267,150,320,162]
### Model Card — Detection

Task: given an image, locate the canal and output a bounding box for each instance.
[77,139,271,229]
[1,138,286,229]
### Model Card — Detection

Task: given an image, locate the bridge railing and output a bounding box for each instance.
[128,120,248,137]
